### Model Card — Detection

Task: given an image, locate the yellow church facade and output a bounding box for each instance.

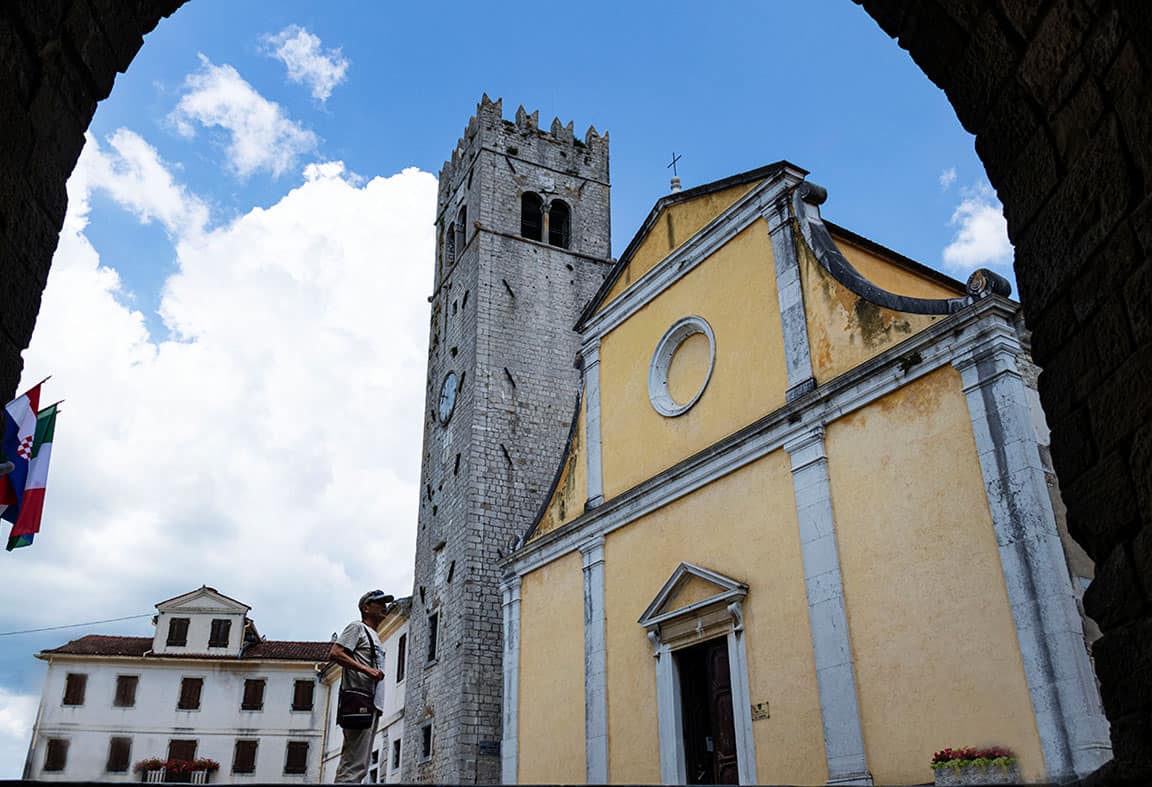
[498,164,1110,785]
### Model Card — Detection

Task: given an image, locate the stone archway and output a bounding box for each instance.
[0,1,1148,781]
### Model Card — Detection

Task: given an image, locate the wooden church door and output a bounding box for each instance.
[678,638,740,784]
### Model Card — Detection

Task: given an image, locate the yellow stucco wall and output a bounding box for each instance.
[598,221,788,499]
[833,232,965,300]
[825,365,1045,785]
[801,234,947,384]
[603,453,827,785]
[531,394,588,540]
[600,181,761,308]
[517,550,587,783]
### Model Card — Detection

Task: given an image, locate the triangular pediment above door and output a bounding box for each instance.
[638,562,748,628]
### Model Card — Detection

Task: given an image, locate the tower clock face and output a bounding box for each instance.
[438,371,459,424]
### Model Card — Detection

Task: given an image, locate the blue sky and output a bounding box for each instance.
[0,0,1014,775]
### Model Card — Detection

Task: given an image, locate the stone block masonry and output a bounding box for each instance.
[401,95,613,784]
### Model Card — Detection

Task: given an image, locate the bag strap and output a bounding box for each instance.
[362,623,377,674]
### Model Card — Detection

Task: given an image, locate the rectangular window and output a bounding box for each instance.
[106,736,132,773]
[44,738,68,772]
[369,768,377,783]
[284,741,309,775]
[167,617,190,646]
[113,675,138,708]
[395,634,407,682]
[62,673,86,706]
[209,618,231,647]
[291,679,314,711]
[232,739,258,774]
[167,739,197,762]
[420,724,433,760]
[426,613,439,663]
[391,739,401,771]
[241,678,265,711]
[177,677,203,710]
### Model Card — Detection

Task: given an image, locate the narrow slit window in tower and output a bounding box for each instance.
[520,193,543,241]
[445,223,456,267]
[548,199,571,249]
[455,206,467,253]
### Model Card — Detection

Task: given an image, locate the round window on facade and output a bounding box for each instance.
[648,316,716,417]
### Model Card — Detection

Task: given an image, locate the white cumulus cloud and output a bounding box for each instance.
[74,130,209,239]
[941,181,1013,274]
[938,166,957,191]
[263,25,350,103]
[169,55,318,178]
[6,133,435,649]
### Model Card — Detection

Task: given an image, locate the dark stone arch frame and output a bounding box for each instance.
[0,0,1149,781]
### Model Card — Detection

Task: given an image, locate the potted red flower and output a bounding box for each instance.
[931,746,1019,786]
[132,756,220,783]
[132,758,167,782]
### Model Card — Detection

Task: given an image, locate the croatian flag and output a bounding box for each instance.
[0,382,42,523]
[1,383,57,549]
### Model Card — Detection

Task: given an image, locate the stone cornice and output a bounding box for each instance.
[504,295,1020,576]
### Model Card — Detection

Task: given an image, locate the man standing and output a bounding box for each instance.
[330,590,394,783]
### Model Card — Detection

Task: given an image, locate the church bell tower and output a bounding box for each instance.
[401,95,612,784]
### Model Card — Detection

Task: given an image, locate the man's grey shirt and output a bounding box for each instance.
[336,621,381,700]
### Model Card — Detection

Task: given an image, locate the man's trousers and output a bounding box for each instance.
[335,711,379,783]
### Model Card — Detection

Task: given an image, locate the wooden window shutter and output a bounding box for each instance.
[62,673,86,706]
[291,679,314,711]
[232,740,258,774]
[106,737,132,772]
[167,739,197,762]
[284,741,308,774]
[44,739,68,772]
[241,678,265,710]
[177,678,203,710]
[113,675,138,708]
[166,617,189,646]
[209,619,231,647]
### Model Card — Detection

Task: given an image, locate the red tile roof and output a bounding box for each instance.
[238,640,333,660]
[40,635,331,661]
[41,635,151,657]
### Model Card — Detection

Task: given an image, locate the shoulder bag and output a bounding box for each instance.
[336,624,378,729]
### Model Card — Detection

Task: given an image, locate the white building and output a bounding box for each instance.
[25,587,333,783]
[318,598,410,784]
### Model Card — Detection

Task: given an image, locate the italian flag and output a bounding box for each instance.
[7,404,57,550]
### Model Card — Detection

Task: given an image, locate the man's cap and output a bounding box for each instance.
[359,590,395,609]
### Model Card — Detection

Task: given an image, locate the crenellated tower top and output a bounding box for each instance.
[436,93,609,214]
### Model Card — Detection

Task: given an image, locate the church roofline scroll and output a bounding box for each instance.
[792,181,1013,314]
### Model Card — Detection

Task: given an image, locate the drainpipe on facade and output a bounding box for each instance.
[317,660,336,784]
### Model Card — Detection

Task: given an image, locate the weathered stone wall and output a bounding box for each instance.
[0,0,186,400]
[1,2,1150,783]
[402,97,613,784]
